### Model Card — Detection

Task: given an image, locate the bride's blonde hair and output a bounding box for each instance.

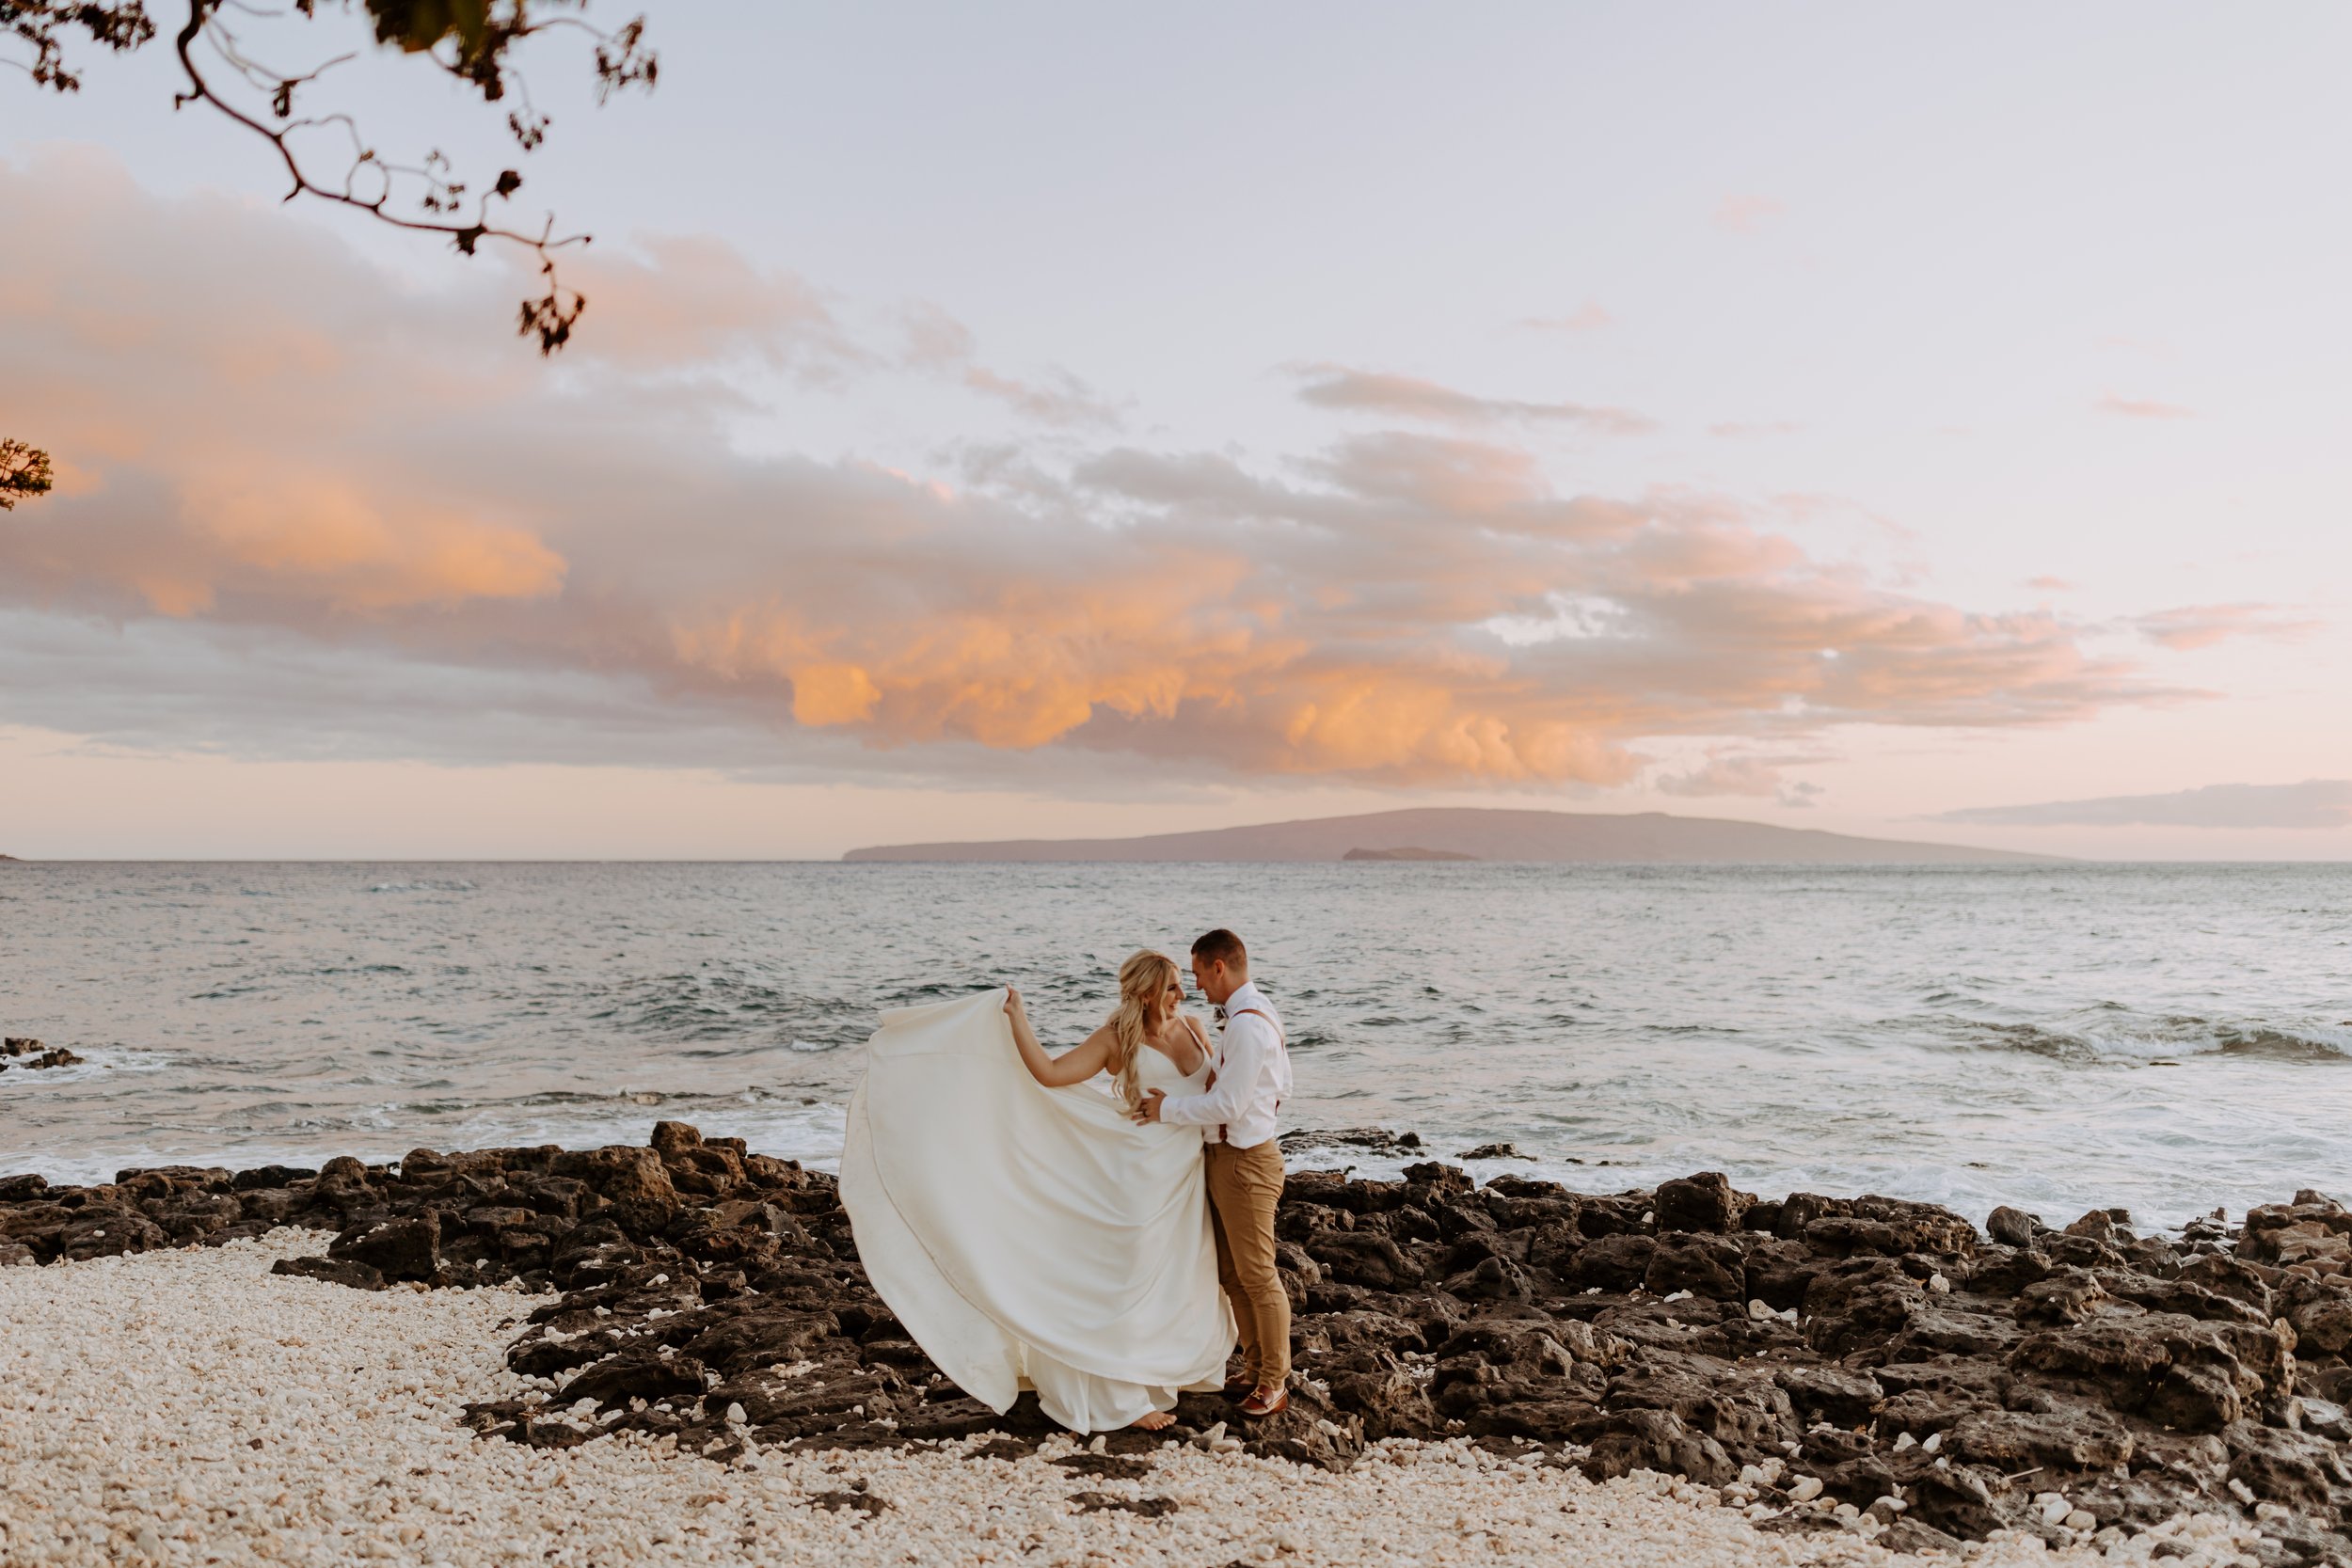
[1108,949,1180,1112]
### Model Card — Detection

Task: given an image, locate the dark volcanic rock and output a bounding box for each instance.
[14,1131,2352,1558]
[330,1212,443,1282]
[273,1255,388,1290]
[1279,1127,1422,1157]
[1653,1172,1752,1234]
[3,1038,84,1069]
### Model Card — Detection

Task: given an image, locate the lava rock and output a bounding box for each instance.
[17,1128,2352,1558]
[1654,1172,1752,1234]
[272,1255,387,1290]
[329,1212,444,1282]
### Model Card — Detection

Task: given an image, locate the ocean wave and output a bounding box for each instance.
[2215,1027,2352,1063]
[1931,1012,2350,1064]
[363,879,477,894]
[587,972,866,1047]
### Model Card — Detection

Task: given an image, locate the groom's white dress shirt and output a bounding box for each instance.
[1155,980,1292,1149]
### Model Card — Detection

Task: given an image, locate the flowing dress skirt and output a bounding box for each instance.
[838,988,1233,1432]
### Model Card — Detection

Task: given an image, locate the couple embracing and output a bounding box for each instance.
[839,928,1295,1433]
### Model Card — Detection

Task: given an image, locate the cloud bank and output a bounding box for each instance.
[0,150,2199,792]
[1936,782,2352,831]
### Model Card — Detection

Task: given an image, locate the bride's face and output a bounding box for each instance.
[1152,976,1184,1027]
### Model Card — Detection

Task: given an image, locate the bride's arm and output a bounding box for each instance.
[1004,989,1114,1088]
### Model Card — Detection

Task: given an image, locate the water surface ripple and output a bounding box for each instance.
[3,861,2347,1227]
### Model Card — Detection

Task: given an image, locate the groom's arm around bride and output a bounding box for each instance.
[1133,927,1295,1418]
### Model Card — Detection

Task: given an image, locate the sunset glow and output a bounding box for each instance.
[5,7,2347,859]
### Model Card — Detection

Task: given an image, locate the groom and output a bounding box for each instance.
[1135,927,1295,1418]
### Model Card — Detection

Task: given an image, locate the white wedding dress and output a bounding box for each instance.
[838,988,1234,1432]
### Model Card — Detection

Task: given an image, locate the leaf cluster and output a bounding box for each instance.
[0,438,54,510]
[2,2,156,92]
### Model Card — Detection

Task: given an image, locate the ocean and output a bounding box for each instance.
[2,860,2346,1229]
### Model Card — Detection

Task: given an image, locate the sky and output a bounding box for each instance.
[3,4,2349,860]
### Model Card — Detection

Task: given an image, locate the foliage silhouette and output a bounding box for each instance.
[0,438,53,509]
[3,0,658,353]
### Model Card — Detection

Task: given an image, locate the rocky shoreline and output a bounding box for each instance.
[7,1127,2351,1563]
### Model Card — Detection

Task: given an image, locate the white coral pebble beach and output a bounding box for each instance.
[0,1231,2268,1567]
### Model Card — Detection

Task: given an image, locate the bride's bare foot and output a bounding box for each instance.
[1130,1410,1177,1432]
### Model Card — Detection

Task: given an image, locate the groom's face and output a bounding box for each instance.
[1189,958,1239,1006]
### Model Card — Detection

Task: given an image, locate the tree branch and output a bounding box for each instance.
[171,0,598,351]
[0,437,54,510]
[6,1,658,354]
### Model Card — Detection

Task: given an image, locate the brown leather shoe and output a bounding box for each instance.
[1223,1374,1258,1399]
[1238,1385,1290,1419]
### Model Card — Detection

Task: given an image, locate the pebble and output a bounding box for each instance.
[0,1233,2207,1568]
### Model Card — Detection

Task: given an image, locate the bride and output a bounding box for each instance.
[838,951,1235,1433]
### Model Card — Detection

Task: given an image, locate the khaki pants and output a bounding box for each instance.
[1204,1139,1289,1388]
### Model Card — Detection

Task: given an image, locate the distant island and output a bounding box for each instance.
[842,806,2055,864]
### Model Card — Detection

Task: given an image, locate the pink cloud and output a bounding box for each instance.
[1293,366,1655,436]
[2133,603,2321,651]
[1713,195,1785,234]
[2096,391,2195,420]
[0,150,2192,789]
[1655,751,1830,806]
[898,302,1122,428]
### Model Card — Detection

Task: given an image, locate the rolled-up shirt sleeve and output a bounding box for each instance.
[1154,1018,1270,1128]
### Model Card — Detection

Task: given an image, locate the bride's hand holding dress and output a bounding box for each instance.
[1002,987,1114,1088]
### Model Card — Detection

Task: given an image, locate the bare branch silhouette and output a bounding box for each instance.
[3,0,658,353]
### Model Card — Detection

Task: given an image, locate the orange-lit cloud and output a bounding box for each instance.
[0,150,2200,790]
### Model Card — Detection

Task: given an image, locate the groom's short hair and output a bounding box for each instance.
[1190,928,1247,971]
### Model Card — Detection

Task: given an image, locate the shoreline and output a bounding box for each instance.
[5,1125,2348,1562]
[4,1233,2233,1568]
